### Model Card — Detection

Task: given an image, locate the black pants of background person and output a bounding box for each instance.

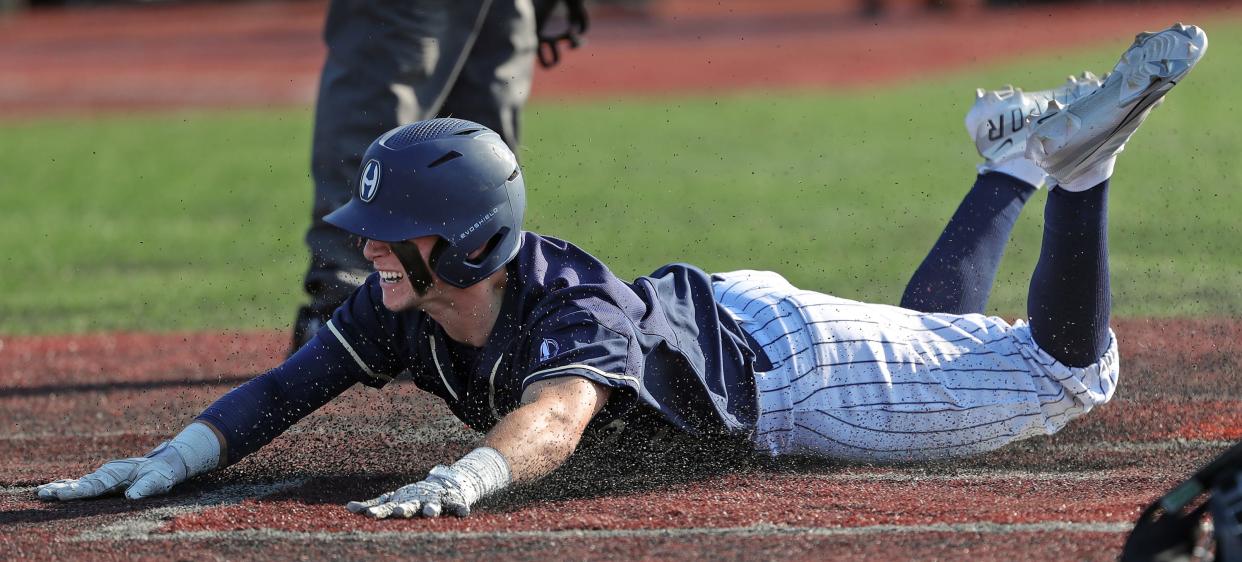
[293,0,538,352]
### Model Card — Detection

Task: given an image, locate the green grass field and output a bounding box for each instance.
[2,25,1240,334]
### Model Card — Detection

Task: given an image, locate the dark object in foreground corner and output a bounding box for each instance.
[1122,439,1242,562]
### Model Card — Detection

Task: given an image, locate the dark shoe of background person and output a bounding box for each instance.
[289,305,332,357]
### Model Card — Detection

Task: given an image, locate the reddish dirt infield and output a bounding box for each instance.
[2,318,1240,559]
[3,1,1242,560]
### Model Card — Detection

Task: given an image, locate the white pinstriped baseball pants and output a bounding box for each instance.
[713,270,1119,462]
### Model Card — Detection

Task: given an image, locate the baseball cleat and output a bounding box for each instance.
[1027,23,1208,190]
[967,72,1105,170]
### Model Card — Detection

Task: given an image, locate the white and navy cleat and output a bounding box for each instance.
[1027,23,1208,190]
[967,72,1105,171]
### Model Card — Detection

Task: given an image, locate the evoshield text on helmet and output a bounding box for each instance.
[324,118,526,289]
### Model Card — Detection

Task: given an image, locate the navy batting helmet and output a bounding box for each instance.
[324,118,525,288]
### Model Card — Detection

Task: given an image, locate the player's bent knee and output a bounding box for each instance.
[1013,320,1119,415]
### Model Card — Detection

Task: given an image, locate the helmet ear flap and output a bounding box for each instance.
[464,229,510,266]
[430,227,517,288]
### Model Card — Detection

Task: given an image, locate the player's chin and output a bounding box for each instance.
[379,285,416,312]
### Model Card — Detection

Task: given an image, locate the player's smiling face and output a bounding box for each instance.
[363,237,440,312]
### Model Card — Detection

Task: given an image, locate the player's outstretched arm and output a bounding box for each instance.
[347,376,611,519]
[482,376,612,482]
[37,421,223,501]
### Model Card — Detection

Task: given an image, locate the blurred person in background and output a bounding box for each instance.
[292,0,588,354]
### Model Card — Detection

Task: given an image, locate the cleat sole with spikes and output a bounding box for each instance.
[1027,23,1207,187]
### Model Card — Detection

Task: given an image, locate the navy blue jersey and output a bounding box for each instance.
[325,232,765,437]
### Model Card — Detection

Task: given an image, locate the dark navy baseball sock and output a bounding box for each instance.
[900,172,1037,314]
[1027,182,1112,368]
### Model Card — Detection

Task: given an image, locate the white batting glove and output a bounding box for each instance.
[36,422,221,502]
[346,467,472,518]
[346,447,511,519]
[38,446,186,501]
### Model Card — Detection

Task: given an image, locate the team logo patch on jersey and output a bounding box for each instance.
[359,159,382,202]
[539,338,560,361]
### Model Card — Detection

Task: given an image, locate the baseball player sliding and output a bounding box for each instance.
[39,24,1207,520]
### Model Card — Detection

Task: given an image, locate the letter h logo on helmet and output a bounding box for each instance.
[359,159,382,203]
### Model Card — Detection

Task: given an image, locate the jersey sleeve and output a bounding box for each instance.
[197,332,364,464]
[519,307,642,402]
[320,274,412,387]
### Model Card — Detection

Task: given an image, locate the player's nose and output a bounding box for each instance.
[362,239,389,261]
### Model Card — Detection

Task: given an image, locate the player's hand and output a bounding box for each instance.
[37,442,189,501]
[346,466,472,519]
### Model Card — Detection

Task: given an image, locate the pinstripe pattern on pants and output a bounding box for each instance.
[712,270,1119,462]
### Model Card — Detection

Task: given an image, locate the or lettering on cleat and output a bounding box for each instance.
[987,116,1004,141]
